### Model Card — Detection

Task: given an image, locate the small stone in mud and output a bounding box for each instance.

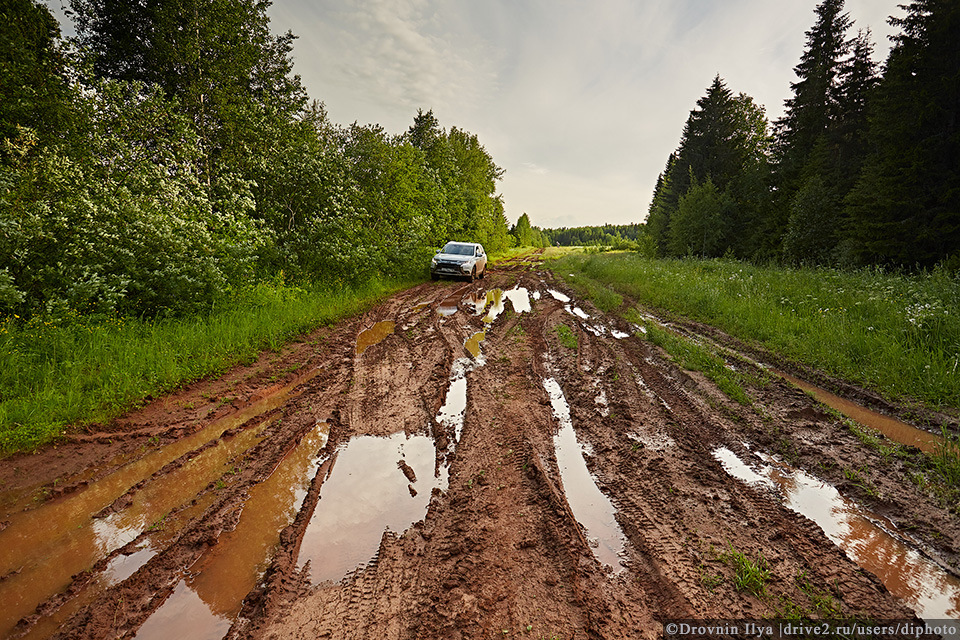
[408,484,417,497]
[398,460,417,483]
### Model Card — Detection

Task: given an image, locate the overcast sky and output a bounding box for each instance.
[49,0,903,229]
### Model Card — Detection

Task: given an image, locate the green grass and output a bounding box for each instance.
[0,278,409,454]
[547,253,960,409]
[555,324,578,350]
[720,544,771,597]
[640,323,753,406]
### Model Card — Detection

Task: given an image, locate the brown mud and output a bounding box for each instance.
[0,251,957,639]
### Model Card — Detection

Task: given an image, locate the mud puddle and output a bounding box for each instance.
[437,294,461,317]
[464,331,486,360]
[547,289,570,303]
[436,358,478,448]
[356,321,395,356]
[0,417,271,638]
[296,431,447,584]
[474,287,532,323]
[714,447,960,621]
[542,377,626,571]
[777,371,943,453]
[132,421,333,640]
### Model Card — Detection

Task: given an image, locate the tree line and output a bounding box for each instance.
[644,0,958,269]
[1,0,511,319]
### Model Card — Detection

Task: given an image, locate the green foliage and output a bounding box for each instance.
[1,81,264,317]
[0,278,404,454]
[555,324,578,350]
[668,176,734,258]
[648,76,772,260]
[0,0,73,148]
[783,175,838,265]
[646,0,958,269]
[1,9,510,320]
[843,0,960,268]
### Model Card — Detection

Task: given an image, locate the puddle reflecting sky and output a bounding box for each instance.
[297,432,447,585]
[0,416,271,639]
[131,421,331,640]
[543,377,626,571]
[714,447,960,621]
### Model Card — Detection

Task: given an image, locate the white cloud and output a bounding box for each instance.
[49,0,903,228]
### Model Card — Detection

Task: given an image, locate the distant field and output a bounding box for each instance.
[547,252,960,410]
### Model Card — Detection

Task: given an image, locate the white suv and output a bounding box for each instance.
[430,242,487,281]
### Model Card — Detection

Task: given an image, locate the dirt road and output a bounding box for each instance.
[1,253,958,639]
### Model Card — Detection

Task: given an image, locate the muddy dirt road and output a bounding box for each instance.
[2,253,959,639]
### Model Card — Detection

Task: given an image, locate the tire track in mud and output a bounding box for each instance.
[0,257,949,639]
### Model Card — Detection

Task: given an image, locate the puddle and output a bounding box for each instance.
[542,377,626,571]
[714,447,960,621]
[133,421,331,639]
[479,289,505,322]
[503,287,532,314]
[437,358,473,445]
[356,321,395,355]
[437,295,460,317]
[133,579,230,640]
[464,331,486,360]
[565,305,590,320]
[19,547,158,640]
[468,287,532,323]
[297,432,446,584]
[548,289,570,303]
[0,416,271,638]
[611,329,630,339]
[777,371,942,454]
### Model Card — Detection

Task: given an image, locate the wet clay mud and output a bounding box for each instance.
[777,370,943,453]
[1,253,956,639]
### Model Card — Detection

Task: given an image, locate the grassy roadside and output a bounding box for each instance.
[546,252,960,411]
[0,278,413,455]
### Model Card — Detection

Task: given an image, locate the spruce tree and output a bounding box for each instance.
[844,0,960,266]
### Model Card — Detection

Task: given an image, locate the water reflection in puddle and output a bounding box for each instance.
[713,447,960,621]
[474,287,532,323]
[548,290,570,303]
[464,331,486,360]
[777,371,942,454]
[356,321,395,355]
[297,432,447,584]
[542,377,626,571]
[437,358,472,445]
[437,295,460,317]
[0,416,271,638]
[565,305,590,320]
[134,421,332,640]
[134,579,230,640]
[20,547,158,640]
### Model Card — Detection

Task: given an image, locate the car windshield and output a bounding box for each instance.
[442,243,474,256]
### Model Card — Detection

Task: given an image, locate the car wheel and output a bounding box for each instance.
[431,273,438,281]
[479,266,486,279]
[470,267,477,282]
